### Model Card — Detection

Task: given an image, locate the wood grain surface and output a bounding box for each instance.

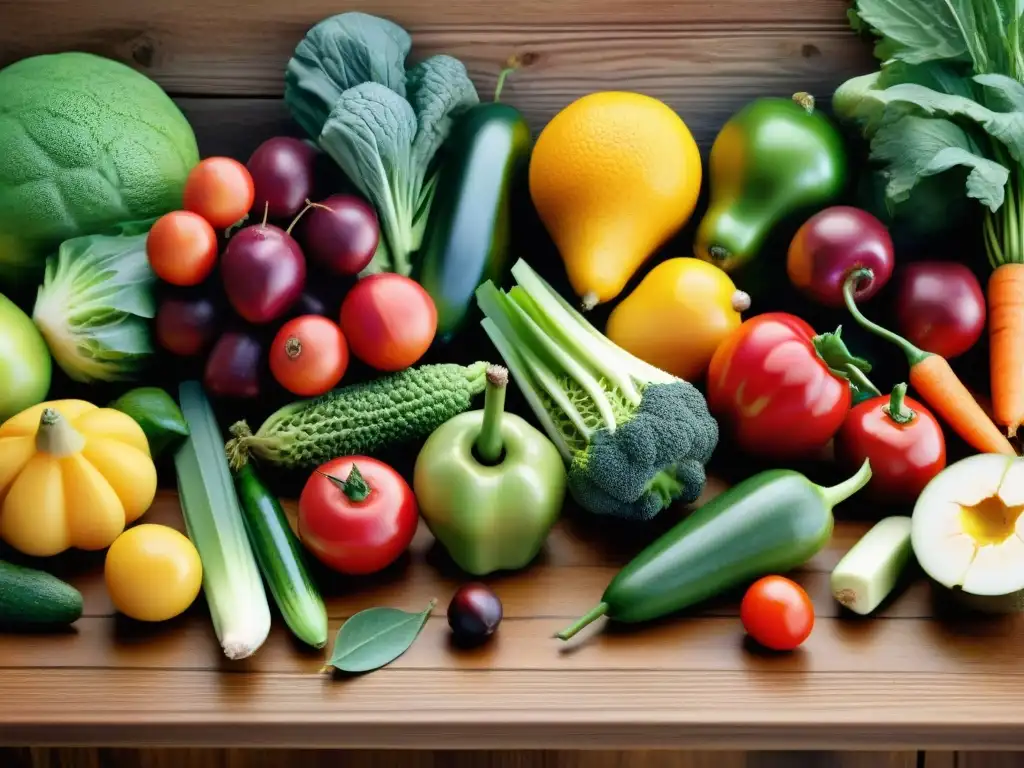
[0,0,875,142]
[1,485,1024,751]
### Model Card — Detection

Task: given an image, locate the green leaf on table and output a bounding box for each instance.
[324,598,437,674]
[871,115,1010,210]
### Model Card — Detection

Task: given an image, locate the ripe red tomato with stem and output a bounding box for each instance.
[269,315,349,397]
[741,575,814,652]
[183,157,256,230]
[706,312,875,460]
[834,382,946,504]
[147,211,218,286]
[340,273,437,371]
[298,456,418,576]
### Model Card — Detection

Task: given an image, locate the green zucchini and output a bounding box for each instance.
[416,72,532,342]
[232,462,328,648]
[0,560,83,627]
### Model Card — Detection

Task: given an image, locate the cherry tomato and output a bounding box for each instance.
[339,274,437,371]
[740,575,814,652]
[298,456,418,575]
[269,315,350,397]
[835,383,946,504]
[706,312,852,460]
[183,157,256,229]
[147,211,218,287]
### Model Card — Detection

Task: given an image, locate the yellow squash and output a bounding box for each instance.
[606,258,750,381]
[0,400,157,557]
[529,92,702,309]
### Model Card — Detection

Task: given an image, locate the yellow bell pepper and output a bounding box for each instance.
[0,400,157,557]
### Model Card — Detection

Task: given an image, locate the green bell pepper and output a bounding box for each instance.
[413,365,567,576]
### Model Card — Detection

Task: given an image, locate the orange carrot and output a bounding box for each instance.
[988,263,1024,437]
[844,269,1016,457]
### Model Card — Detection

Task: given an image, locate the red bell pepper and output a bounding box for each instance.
[706,312,876,460]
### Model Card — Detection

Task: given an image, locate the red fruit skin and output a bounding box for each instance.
[895,261,986,360]
[220,224,307,324]
[247,137,319,220]
[340,274,437,372]
[706,313,851,459]
[740,576,814,652]
[834,392,946,504]
[298,456,418,576]
[300,194,380,277]
[787,206,895,308]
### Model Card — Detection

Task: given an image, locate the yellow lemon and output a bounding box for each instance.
[529,92,702,309]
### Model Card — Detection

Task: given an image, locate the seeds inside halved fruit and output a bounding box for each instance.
[912,454,1024,601]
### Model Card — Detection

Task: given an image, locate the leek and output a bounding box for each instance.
[175,381,271,660]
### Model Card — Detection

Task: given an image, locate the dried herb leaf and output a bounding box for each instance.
[324,598,436,674]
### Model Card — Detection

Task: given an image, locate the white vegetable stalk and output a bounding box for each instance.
[175,381,271,659]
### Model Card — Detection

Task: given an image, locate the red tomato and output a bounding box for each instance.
[706,312,852,459]
[340,274,437,371]
[835,384,946,503]
[147,211,219,286]
[298,456,418,575]
[183,157,256,229]
[270,315,350,397]
[740,575,814,652]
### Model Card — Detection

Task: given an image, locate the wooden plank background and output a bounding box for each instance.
[2,0,1020,765]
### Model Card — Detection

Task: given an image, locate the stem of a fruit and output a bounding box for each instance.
[885,382,916,425]
[843,270,931,368]
[555,603,609,641]
[285,199,333,236]
[475,366,508,465]
[819,458,873,510]
[285,336,302,360]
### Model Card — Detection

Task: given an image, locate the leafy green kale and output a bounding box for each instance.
[284,13,479,276]
[833,0,1024,266]
[475,260,719,522]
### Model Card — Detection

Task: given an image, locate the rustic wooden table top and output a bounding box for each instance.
[1,476,1023,752]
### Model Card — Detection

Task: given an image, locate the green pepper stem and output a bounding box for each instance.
[555,602,609,641]
[493,56,521,103]
[842,270,931,367]
[845,363,882,399]
[819,458,873,511]
[885,382,915,424]
[475,365,508,465]
[320,464,371,503]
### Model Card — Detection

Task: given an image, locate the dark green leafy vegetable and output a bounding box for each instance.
[324,599,436,674]
[284,12,479,276]
[833,0,1024,266]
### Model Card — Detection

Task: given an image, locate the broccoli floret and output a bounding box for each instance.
[568,381,718,521]
[476,260,720,522]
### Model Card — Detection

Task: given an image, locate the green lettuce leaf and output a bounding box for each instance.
[871,115,1010,210]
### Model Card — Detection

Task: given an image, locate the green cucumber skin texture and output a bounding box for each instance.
[233,463,328,648]
[0,560,83,626]
[604,471,833,623]
[417,102,532,341]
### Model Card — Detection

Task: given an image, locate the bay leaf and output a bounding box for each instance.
[324,598,436,674]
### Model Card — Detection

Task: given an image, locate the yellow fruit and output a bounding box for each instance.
[105,524,203,622]
[529,92,702,309]
[0,400,157,557]
[606,257,750,381]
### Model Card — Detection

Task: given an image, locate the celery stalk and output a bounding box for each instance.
[175,381,271,659]
[830,516,913,616]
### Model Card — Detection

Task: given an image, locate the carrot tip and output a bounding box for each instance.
[1009,424,1019,439]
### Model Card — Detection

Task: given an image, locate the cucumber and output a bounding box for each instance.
[416,97,532,342]
[831,516,913,615]
[0,560,83,627]
[232,462,328,648]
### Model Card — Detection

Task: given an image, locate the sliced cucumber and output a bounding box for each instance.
[831,516,913,615]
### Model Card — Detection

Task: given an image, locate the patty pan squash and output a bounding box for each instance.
[0,400,157,556]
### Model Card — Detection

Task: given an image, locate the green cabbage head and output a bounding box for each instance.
[0,52,199,290]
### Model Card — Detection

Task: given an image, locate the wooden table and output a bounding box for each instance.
[4,0,1024,764]
[2,477,1024,768]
